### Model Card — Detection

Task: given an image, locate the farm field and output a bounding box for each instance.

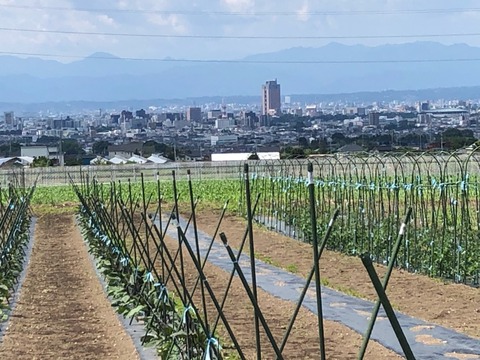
[0,213,139,360]
[158,227,401,359]
[2,154,480,358]
[189,207,480,339]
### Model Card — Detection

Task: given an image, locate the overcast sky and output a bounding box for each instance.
[1,0,480,62]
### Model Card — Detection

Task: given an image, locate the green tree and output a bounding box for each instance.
[248,152,260,160]
[32,156,52,167]
[437,128,477,150]
[0,142,21,157]
[281,146,306,159]
[92,140,110,156]
[298,137,309,147]
[61,139,84,155]
[142,140,176,160]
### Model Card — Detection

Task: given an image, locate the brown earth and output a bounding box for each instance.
[160,228,401,359]
[188,209,480,340]
[0,214,139,360]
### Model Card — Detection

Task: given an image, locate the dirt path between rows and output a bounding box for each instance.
[158,219,401,359]
[191,209,480,340]
[0,214,139,360]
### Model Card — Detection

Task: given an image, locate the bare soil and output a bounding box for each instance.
[0,214,139,360]
[190,209,480,340]
[161,230,401,359]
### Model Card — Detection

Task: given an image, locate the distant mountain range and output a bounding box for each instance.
[2,41,480,107]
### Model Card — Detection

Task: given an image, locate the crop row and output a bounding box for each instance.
[33,160,480,284]
[0,184,35,324]
[242,169,480,285]
[73,175,227,359]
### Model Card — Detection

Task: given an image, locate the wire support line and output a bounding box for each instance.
[2,4,480,16]
[2,51,480,64]
[2,27,480,40]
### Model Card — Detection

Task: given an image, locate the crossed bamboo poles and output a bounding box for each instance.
[71,164,416,359]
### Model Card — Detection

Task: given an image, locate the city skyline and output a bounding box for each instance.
[1,1,480,62]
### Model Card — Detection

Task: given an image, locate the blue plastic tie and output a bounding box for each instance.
[144,272,154,283]
[157,285,169,303]
[182,305,194,325]
[204,337,221,360]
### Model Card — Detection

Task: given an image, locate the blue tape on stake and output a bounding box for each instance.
[157,285,169,302]
[204,337,220,360]
[144,272,154,283]
[182,305,193,325]
[119,257,128,266]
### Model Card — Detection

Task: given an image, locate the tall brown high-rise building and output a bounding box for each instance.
[4,111,14,126]
[368,111,380,127]
[186,107,202,122]
[261,79,281,116]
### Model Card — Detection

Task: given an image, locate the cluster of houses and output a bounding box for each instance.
[0,141,281,169]
[90,153,170,165]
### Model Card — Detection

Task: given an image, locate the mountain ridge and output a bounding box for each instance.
[1,41,480,103]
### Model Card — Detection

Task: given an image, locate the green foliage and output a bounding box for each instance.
[32,179,240,209]
[142,140,176,160]
[0,142,21,157]
[61,139,84,155]
[437,128,477,150]
[244,169,480,285]
[31,156,53,167]
[78,208,219,359]
[92,140,110,156]
[32,185,77,205]
[0,190,33,324]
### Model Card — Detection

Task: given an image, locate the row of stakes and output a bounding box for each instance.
[70,164,416,359]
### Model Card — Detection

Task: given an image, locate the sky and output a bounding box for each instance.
[1,0,480,62]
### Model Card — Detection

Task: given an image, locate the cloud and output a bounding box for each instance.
[1,0,480,62]
[96,14,116,27]
[146,14,189,34]
[221,0,255,12]
[296,1,310,22]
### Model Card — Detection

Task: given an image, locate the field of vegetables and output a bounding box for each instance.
[72,168,410,359]
[0,183,34,324]
[5,151,476,359]
[28,152,480,285]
